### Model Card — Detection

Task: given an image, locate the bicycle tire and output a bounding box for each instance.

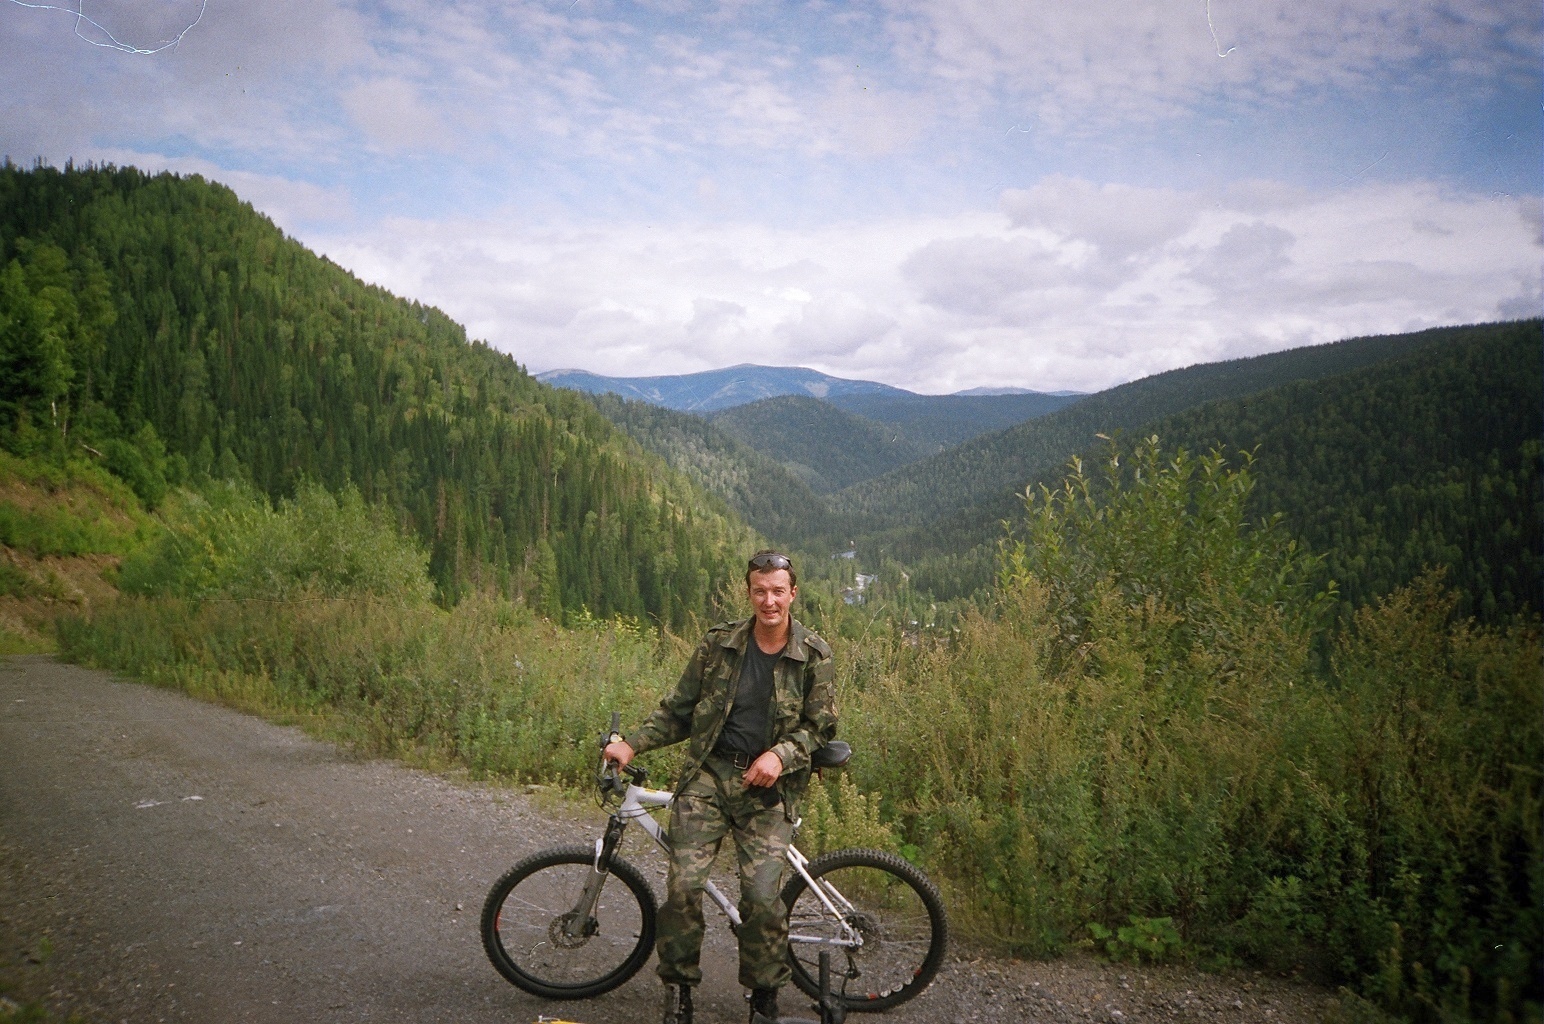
[481,844,657,999]
[781,847,948,1012]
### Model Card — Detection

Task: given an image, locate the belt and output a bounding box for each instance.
[710,749,755,771]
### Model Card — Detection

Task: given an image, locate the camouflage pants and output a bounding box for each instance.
[656,756,794,990]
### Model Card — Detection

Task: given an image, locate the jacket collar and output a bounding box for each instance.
[719,616,810,662]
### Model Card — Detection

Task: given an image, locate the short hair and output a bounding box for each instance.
[745,549,797,588]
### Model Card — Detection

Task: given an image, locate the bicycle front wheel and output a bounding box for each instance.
[782,847,948,1012]
[480,844,657,999]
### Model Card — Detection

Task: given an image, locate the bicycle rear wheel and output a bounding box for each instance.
[481,844,657,999]
[781,847,948,1012]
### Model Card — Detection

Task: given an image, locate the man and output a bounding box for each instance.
[604,550,837,1024]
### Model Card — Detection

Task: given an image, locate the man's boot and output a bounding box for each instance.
[662,983,693,1024]
[749,986,780,1023]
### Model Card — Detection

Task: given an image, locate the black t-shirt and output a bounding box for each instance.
[713,639,784,759]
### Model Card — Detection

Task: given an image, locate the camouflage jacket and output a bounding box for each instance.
[628,616,837,816]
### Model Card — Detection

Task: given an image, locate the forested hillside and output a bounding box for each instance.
[1143,321,1541,621]
[603,389,1083,506]
[560,317,1540,627]
[890,321,1542,618]
[825,325,1482,542]
[0,163,755,626]
[828,390,1081,453]
[710,395,925,493]
[586,393,833,543]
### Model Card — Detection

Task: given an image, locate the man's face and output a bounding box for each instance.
[747,568,796,632]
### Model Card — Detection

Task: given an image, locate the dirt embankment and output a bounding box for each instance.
[0,457,142,653]
[0,657,1336,1024]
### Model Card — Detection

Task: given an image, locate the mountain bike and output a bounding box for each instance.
[480,715,948,1014]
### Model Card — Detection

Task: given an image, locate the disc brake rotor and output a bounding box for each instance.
[547,911,595,949]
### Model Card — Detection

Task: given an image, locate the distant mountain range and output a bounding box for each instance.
[572,318,1539,628]
[536,364,1078,412]
[954,385,1084,397]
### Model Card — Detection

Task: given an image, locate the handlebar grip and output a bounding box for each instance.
[601,711,624,749]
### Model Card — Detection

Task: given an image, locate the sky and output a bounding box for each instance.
[2,0,1539,394]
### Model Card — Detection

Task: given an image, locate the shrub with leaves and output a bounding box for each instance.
[1000,435,1333,666]
[1088,915,1184,963]
[797,771,898,857]
[118,481,432,602]
[837,440,1539,1023]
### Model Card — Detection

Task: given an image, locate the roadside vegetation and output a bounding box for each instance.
[836,442,1538,1024]
[49,440,1540,1024]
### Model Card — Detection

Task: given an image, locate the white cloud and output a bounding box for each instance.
[342,78,451,152]
[889,0,1540,127]
[902,235,1074,316]
[1000,178,1203,262]
[1186,222,1297,293]
[777,291,899,357]
[4,0,1533,215]
[310,177,1540,394]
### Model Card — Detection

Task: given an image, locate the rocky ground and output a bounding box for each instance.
[0,656,1337,1024]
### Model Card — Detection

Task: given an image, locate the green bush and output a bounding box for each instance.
[1088,916,1183,963]
[835,441,1539,1023]
[798,771,899,857]
[1316,580,1541,1023]
[1000,436,1333,663]
[117,481,433,602]
[101,423,169,509]
[0,560,32,596]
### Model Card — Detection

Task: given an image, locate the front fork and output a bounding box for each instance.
[594,813,627,872]
[559,814,628,942]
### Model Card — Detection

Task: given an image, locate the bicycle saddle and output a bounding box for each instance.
[810,741,852,769]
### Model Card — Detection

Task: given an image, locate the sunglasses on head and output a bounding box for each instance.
[748,552,792,572]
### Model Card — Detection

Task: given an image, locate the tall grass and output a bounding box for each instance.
[0,502,132,556]
[60,595,687,787]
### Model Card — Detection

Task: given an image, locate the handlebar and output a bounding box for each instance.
[597,758,648,796]
[598,711,647,796]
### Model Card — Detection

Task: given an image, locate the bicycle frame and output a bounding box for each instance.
[579,775,863,952]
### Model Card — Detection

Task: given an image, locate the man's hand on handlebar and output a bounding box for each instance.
[603,739,635,767]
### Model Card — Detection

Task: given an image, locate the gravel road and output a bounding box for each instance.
[1,657,1336,1024]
